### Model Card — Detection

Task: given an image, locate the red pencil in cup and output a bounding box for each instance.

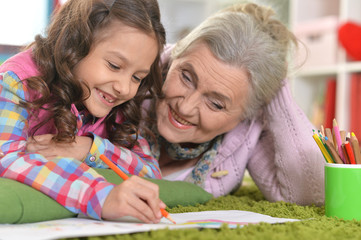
[344,141,356,164]
[351,132,361,164]
[99,154,176,224]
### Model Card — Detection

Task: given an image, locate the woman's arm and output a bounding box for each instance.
[247,81,325,206]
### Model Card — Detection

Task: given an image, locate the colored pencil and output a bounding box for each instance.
[99,154,176,224]
[351,132,361,164]
[344,141,356,164]
[324,137,343,164]
[312,133,333,163]
[325,128,334,145]
[340,130,346,144]
[321,125,325,137]
[333,119,346,163]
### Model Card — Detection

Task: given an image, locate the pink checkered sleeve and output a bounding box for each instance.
[84,132,161,179]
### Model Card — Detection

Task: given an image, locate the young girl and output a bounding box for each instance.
[0,0,166,223]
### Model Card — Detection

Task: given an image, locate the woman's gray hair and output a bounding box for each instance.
[171,3,298,119]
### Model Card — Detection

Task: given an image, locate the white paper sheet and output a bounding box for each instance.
[0,210,299,240]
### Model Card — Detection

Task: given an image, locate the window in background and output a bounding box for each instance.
[0,0,56,64]
[158,0,289,44]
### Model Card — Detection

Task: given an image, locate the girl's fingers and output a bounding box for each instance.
[128,176,162,219]
[126,194,159,223]
[159,200,166,210]
[102,178,163,223]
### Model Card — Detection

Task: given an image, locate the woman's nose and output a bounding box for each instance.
[178,92,199,115]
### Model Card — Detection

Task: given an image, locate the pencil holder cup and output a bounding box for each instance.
[325,163,361,220]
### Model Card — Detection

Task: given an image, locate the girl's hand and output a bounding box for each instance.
[26,134,92,161]
[102,175,166,223]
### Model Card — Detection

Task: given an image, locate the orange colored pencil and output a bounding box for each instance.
[99,154,176,224]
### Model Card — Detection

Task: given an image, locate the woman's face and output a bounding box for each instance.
[156,43,249,144]
[73,20,158,118]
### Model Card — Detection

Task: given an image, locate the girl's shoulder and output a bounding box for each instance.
[0,49,40,81]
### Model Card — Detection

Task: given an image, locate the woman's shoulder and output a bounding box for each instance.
[219,118,264,155]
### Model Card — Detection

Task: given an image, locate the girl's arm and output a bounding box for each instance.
[26,132,162,179]
[0,71,114,219]
[0,71,163,222]
[83,133,162,179]
[247,81,325,206]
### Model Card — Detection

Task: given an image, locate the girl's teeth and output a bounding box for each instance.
[99,92,115,103]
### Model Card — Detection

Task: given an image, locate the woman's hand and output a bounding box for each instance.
[102,175,166,223]
[26,134,92,161]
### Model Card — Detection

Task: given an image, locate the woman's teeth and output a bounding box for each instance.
[170,108,192,125]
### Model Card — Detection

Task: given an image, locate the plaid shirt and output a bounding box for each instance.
[0,51,161,220]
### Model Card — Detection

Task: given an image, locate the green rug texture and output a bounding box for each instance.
[63,177,361,240]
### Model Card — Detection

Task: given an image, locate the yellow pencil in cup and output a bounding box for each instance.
[312,131,333,163]
[99,154,176,224]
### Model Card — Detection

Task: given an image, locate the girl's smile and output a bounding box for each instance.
[96,88,117,106]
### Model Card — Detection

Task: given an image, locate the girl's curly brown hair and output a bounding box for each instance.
[21,0,165,148]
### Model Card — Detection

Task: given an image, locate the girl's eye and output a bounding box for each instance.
[108,61,120,70]
[132,75,142,83]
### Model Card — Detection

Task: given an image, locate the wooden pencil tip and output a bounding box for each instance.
[333,118,338,126]
[167,215,176,224]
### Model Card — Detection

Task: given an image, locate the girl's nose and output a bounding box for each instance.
[113,77,134,98]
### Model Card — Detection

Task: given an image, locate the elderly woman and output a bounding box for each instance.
[144,3,325,206]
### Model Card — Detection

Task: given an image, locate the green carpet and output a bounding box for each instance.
[63,177,361,240]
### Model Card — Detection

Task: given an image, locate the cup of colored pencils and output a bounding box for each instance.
[312,119,361,164]
[315,119,361,220]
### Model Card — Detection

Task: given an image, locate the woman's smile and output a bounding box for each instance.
[168,106,194,129]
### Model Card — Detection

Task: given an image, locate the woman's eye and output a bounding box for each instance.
[181,71,192,83]
[108,61,120,70]
[211,101,224,110]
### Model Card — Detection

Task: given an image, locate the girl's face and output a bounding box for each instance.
[156,43,249,144]
[74,20,158,118]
